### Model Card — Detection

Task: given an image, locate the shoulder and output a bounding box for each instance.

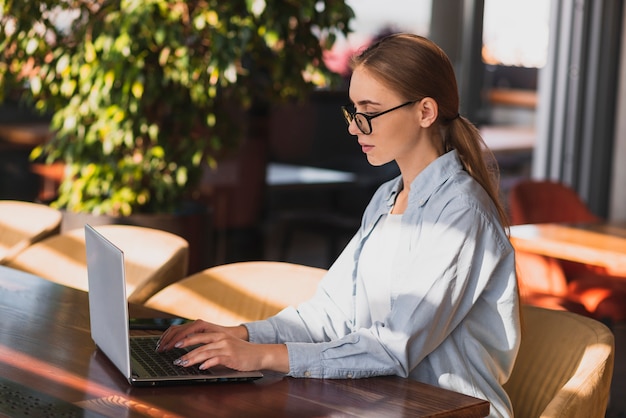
[412,172,511,252]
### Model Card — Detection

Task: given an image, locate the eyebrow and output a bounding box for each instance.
[352,99,382,108]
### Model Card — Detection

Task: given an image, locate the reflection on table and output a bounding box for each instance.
[509,222,626,275]
[0,266,490,417]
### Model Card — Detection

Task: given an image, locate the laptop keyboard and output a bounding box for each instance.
[130,336,209,377]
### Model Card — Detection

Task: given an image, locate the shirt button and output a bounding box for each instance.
[304,371,311,377]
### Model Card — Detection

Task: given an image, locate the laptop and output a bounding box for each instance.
[84,224,263,386]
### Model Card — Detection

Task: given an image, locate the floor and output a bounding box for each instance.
[260,225,626,417]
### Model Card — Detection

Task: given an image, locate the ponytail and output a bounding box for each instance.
[445,116,509,230]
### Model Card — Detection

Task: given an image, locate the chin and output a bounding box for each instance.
[366,155,391,167]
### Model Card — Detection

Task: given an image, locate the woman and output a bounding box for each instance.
[158,34,520,418]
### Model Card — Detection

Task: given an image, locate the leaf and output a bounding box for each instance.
[56,55,70,74]
[85,42,97,63]
[176,166,188,186]
[29,77,42,95]
[131,81,144,99]
[206,113,216,127]
[193,14,206,30]
[25,38,39,55]
[159,47,171,66]
[104,70,115,90]
[247,0,266,17]
[60,79,77,97]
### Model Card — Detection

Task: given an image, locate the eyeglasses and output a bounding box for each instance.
[341,100,419,135]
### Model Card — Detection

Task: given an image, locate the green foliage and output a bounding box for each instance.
[0,0,353,215]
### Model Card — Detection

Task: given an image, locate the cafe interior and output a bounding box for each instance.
[1,0,625,416]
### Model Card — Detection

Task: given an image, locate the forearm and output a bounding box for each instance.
[228,326,289,372]
[260,344,290,373]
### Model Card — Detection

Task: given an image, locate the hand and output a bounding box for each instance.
[156,319,289,373]
[156,319,247,352]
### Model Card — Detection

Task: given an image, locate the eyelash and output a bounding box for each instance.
[351,105,375,115]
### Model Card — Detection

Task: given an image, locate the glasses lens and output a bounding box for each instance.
[355,114,371,134]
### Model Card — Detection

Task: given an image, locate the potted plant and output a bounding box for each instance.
[0,0,353,268]
[1,0,353,215]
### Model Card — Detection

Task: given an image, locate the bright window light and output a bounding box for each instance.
[482,0,551,68]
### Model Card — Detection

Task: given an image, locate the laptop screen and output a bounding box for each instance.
[85,224,133,380]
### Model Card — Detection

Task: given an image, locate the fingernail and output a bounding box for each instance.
[174,341,183,348]
[173,358,188,366]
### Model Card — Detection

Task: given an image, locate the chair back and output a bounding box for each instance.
[145,261,326,325]
[508,180,600,225]
[0,200,62,265]
[6,224,189,303]
[504,305,614,418]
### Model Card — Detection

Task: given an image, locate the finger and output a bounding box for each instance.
[157,320,201,351]
[173,348,222,370]
[156,328,181,351]
[172,331,224,350]
[172,341,219,368]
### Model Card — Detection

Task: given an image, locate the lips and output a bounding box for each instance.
[359,142,374,153]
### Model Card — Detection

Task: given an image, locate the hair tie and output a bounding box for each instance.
[447,113,460,122]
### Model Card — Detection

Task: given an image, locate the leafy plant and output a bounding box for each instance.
[0,0,353,215]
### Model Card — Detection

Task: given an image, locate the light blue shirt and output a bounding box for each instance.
[245,150,521,418]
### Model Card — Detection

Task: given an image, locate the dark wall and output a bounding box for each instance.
[0,102,49,201]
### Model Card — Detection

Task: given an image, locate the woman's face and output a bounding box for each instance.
[347,67,422,167]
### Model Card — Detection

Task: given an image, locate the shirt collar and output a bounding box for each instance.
[383,150,464,209]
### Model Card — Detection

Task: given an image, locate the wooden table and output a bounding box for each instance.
[0,266,489,417]
[480,125,535,154]
[509,222,626,274]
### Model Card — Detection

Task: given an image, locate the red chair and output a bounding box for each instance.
[508,179,601,225]
[514,251,590,317]
[508,179,626,323]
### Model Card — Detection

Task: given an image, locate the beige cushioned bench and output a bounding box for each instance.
[0,200,62,265]
[6,224,189,304]
[145,261,326,325]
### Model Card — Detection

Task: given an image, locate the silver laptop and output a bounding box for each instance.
[84,224,263,386]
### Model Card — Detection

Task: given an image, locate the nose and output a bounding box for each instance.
[347,118,360,136]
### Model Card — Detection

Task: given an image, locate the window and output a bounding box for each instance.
[324,0,431,80]
[482,0,550,68]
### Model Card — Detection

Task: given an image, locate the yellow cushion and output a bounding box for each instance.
[0,201,62,264]
[145,261,326,325]
[6,224,189,303]
[504,305,614,418]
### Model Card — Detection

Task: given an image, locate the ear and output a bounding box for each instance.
[418,97,438,128]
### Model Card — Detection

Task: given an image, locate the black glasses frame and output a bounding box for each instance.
[341,100,419,135]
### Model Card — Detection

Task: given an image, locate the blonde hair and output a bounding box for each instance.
[351,33,508,228]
